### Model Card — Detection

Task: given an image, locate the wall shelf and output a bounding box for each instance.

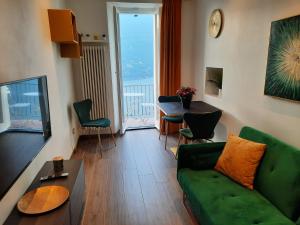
[205,67,223,97]
[60,34,82,58]
[48,9,82,58]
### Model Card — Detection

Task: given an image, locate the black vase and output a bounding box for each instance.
[181,95,192,109]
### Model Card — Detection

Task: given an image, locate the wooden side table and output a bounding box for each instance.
[4,160,85,225]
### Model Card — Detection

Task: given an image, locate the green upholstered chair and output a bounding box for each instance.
[158,96,183,149]
[178,111,222,149]
[73,99,116,157]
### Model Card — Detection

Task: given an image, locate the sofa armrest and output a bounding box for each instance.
[177,142,226,172]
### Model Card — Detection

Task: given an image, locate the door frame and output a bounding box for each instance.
[107,2,162,134]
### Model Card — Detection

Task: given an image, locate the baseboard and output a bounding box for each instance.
[69,132,80,157]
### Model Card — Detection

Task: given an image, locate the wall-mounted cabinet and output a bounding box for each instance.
[205,67,223,97]
[48,9,78,43]
[61,34,82,58]
[48,9,82,58]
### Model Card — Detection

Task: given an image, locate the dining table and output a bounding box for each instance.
[157,100,222,157]
[157,100,221,117]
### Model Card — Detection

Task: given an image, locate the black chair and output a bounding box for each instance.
[178,110,222,150]
[73,99,116,157]
[158,96,183,149]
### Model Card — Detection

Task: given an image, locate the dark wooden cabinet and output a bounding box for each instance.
[4,160,85,225]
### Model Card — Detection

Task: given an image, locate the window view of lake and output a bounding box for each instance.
[3,79,43,131]
[120,14,154,85]
[119,14,155,128]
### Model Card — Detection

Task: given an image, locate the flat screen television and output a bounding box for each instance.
[0,76,51,200]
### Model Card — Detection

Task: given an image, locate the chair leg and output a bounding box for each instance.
[176,133,182,159]
[97,128,103,158]
[159,119,164,140]
[165,121,168,150]
[109,126,116,147]
[184,135,188,144]
[177,133,182,149]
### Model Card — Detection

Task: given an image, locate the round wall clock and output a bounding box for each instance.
[209,9,223,38]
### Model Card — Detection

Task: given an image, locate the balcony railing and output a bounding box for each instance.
[8,81,41,121]
[123,84,154,119]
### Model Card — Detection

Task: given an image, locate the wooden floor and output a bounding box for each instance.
[72,129,193,225]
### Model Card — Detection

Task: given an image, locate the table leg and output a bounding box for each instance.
[165,121,168,150]
[159,119,164,140]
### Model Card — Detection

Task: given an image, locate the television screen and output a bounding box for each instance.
[0,76,51,200]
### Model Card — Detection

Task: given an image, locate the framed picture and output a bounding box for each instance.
[264,15,300,101]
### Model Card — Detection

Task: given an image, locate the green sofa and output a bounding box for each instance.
[177,126,300,225]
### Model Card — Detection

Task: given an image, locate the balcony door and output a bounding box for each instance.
[115,4,161,132]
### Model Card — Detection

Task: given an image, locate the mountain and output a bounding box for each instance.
[120,14,154,84]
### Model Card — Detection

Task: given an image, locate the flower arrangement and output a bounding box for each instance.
[176,87,196,109]
[176,87,196,97]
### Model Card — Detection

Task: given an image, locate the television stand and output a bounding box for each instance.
[4,160,85,225]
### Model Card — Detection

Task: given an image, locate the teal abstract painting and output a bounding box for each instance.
[265,15,300,101]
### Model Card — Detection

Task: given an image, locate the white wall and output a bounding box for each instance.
[0,0,78,223]
[192,0,300,147]
[181,0,196,87]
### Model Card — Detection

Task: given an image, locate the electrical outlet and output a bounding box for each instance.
[72,128,76,134]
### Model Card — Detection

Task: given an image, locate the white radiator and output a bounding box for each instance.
[80,42,109,120]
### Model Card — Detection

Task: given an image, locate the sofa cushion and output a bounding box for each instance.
[178,169,295,225]
[240,127,300,220]
[215,134,266,190]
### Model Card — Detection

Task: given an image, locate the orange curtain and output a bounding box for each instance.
[160,0,182,133]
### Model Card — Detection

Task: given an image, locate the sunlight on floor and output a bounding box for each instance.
[125,117,155,128]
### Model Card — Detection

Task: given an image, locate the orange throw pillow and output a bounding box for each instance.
[215,134,266,190]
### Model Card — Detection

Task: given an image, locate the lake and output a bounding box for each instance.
[119,14,154,85]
